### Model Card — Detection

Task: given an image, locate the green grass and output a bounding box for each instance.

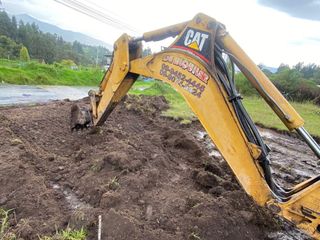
[243,97,320,136]
[0,59,103,86]
[129,80,320,137]
[39,227,87,240]
[0,208,10,237]
[0,208,16,240]
[0,207,86,240]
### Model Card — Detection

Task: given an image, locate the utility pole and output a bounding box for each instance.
[0,0,4,12]
[95,47,99,68]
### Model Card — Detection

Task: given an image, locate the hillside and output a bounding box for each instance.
[15,14,112,49]
[0,11,111,65]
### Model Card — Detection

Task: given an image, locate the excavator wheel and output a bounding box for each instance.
[70,104,92,131]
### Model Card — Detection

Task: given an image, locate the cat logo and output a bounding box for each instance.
[171,27,212,64]
[184,29,209,51]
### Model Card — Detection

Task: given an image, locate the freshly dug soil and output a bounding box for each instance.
[0,95,315,240]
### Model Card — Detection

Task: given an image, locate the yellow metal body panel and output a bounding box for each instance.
[142,21,188,42]
[94,34,138,125]
[88,13,320,238]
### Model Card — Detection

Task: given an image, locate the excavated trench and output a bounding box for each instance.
[0,95,317,239]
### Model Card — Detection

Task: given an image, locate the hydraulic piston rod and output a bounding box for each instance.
[296,127,320,159]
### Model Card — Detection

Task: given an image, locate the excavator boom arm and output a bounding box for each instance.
[78,13,320,238]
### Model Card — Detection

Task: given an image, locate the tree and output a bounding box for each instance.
[0,12,12,37]
[72,41,83,54]
[20,46,30,61]
[277,63,290,73]
[0,35,21,59]
[0,10,111,65]
[11,16,17,40]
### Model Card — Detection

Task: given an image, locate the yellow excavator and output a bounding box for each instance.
[70,13,320,239]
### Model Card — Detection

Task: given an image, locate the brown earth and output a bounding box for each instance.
[0,95,316,240]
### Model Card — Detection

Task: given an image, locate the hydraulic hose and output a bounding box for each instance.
[213,42,292,200]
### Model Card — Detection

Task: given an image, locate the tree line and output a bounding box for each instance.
[0,11,110,66]
[237,63,320,105]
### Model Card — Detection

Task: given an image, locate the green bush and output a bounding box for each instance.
[20,46,30,62]
[235,66,320,105]
[272,72,320,103]
[61,59,77,67]
[294,81,320,102]
[235,72,258,96]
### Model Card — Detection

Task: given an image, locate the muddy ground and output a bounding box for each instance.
[0,95,318,240]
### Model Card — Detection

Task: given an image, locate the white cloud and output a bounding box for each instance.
[3,0,320,66]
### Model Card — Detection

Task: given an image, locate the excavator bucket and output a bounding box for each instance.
[70,104,92,130]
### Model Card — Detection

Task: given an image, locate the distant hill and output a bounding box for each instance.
[259,64,277,73]
[15,14,112,49]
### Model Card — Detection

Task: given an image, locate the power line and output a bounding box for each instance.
[65,0,127,27]
[54,0,125,29]
[53,0,140,34]
[59,0,139,33]
[82,0,139,32]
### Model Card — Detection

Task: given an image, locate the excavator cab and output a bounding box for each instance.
[71,13,320,238]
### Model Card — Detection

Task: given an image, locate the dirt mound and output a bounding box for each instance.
[124,95,169,116]
[0,96,313,239]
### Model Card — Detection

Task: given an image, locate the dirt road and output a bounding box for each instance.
[0,96,316,239]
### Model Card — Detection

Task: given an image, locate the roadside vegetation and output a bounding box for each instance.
[0,59,103,85]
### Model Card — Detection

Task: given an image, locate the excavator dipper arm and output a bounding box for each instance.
[76,13,320,238]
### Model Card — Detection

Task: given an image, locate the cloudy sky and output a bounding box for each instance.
[3,0,320,67]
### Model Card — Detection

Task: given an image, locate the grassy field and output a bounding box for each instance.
[130,80,320,137]
[0,59,103,86]
[243,97,320,136]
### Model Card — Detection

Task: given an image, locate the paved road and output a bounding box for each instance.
[0,84,95,105]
